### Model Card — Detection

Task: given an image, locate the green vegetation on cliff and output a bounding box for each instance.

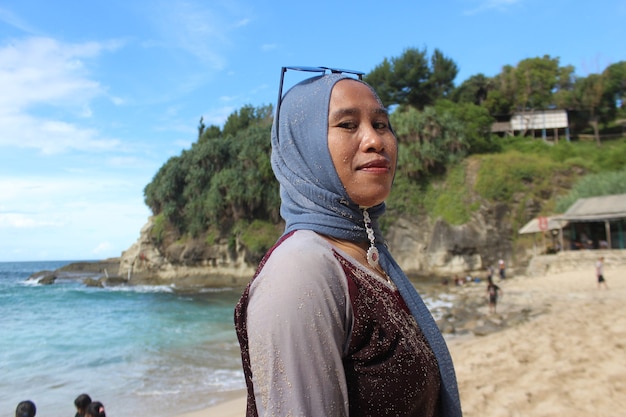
[143,48,626,260]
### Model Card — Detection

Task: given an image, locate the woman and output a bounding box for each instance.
[235,68,462,416]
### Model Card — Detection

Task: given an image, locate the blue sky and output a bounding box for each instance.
[1,0,624,262]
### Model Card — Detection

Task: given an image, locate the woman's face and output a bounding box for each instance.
[327,79,397,208]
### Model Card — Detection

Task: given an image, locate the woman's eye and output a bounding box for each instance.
[338,121,357,130]
[374,121,389,130]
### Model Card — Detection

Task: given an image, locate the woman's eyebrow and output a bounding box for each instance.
[329,107,359,120]
[372,107,389,117]
[329,107,388,121]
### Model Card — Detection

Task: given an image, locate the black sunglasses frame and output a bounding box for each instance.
[275,66,365,142]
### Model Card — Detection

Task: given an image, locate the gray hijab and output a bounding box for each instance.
[271,73,462,417]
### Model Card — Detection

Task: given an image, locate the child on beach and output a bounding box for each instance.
[74,393,92,417]
[486,276,502,314]
[85,401,106,417]
[15,401,36,417]
[596,256,609,289]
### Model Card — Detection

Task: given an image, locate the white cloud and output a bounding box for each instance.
[234,18,251,28]
[0,111,120,154]
[0,37,120,111]
[0,7,39,34]
[0,213,60,228]
[202,105,236,126]
[0,176,139,209]
[148,1,229,69]
[92,242,113,255]
[146,0,254,70]
[0,36,123,154]
[464,0,524,15]
[0,175,150,261]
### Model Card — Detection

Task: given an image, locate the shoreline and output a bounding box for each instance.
[177,264,626,417]
[177,390,247,417]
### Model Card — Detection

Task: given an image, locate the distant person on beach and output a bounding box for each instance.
[74,393,92,417]
[486,276,502,314]
[498,259,506,279]
[596,256,609,289]
[235,67,462,417]
[85,401,106,417]
[15,400,36,417]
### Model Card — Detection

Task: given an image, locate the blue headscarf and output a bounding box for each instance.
[271,73,462,417]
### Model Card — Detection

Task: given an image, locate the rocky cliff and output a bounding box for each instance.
[387,201,515,278]
[118,198,522,288]
[119,218,256,288]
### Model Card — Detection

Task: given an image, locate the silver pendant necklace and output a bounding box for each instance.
[362,209,380,269]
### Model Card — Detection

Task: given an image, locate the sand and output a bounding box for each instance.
[178,264,626,417]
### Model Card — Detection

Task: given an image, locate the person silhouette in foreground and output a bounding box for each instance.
[235,67,462,417]
[74,393,92,417]
[15,400,36,417]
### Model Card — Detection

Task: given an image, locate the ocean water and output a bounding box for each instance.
[1,261,452,417]
[0,261,245,417]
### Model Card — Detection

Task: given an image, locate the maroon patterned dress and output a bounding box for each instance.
[235,230,441,416]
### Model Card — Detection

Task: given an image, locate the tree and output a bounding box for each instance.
[435,99,498,154]
[484,65,516,115]
[391,106,468,180]
[222,104,273,138]
[427,49,459,100]
[361,58,395,108]
[364,47,458,109]
[197,117,205,140]
[484,56,575,119]
[143,103,279,238]
[365,48,430,109]
[452,73,492,105]
[603,61,626,111]
[573,73,612,144]
[144,156,187,232]
[514,56,561,110]
[552,65,576,110]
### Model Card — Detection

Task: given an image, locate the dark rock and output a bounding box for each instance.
[83,278,104,288]
[58,258,120,275]
[102,276,128,286]
[26,270,55,282]
[472,321,502,336]
[38,273,57,285]
[438,321,456,334]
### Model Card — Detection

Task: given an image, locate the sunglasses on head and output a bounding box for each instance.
[275,66,365,141]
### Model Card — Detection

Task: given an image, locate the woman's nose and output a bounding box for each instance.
[361,126,385,152]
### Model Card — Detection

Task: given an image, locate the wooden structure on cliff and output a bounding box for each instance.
[491,109,570,141]
[518,216,568,255]
[519,193,626,253]
[555,194,626,250]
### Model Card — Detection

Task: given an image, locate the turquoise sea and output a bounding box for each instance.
[0,260,245,417]
[1,260,451,417]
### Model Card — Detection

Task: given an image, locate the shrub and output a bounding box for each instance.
[237,220,282,261]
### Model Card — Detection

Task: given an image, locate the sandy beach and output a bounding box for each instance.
[179,263,626,417]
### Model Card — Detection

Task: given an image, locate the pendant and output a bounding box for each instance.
[366,245,379,268]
